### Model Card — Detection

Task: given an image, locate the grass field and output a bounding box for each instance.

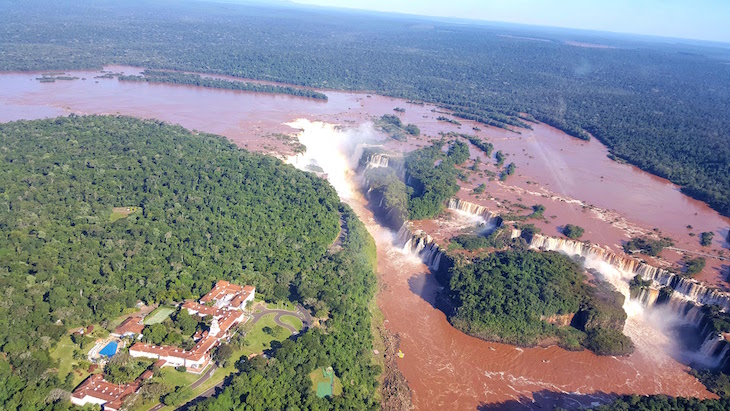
[241,314,291,356]
[279,314,303,331]
[160,367,201,387]
[110,206,139,222]
[50,335,90,387]
[309,367,343,398]
[267,301,297,311]
[144,306,175,325]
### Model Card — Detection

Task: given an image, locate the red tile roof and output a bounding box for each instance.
[114,317,145,335]
[200,280,244,303]
[71,374,139,405]
[183,301,224,317]
[200,281,254,307]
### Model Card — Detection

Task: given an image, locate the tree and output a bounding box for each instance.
[144,324,168,346]
[701,231,714,246]
[173,309,198,335]
[685,257,706,276]
[495,151,505,167]
[214,343,234,366]
[562,224,585,240]
[162,386,192,407]
[404,124,420,136]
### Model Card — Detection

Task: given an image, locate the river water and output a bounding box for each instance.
[0,67,722,409]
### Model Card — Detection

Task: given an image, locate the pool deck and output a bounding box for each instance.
[88,337,125,362]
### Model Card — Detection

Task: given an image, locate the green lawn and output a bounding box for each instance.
[241,314,291,356]
[279,314,303,331]
[267,301,297,311]
[144,306,175,325]
[50,335,90,387]
[143,314,297,411]
[159,367,201,388]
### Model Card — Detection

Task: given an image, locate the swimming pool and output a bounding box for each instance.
[99,341,118,357]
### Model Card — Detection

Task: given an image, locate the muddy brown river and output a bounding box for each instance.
[1,66,725,409]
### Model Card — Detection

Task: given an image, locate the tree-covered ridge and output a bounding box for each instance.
[194,204,380,410]
[448,250,633,355]
[0,116,344,409]
[119,69,328,100]
[405,141,469,220]
[592,395,730,411]
[2,0,729,216]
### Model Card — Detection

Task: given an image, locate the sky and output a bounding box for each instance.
[291,0,730,43]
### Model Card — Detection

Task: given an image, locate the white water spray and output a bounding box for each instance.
[285,119,376,199]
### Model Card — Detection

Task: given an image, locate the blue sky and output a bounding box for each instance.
[292,0,730,43]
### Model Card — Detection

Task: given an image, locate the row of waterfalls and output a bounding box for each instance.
[359,149,730,371]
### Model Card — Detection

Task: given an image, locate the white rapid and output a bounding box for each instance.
[286,119,376,199]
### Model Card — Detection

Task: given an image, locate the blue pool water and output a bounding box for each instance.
[99,341,118,357]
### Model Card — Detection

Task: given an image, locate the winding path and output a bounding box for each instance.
[249,305,312,334]
[147,304,313,410]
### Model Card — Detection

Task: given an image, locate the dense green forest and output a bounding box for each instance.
[118,69,328,100]
[192,204,380,410]
[363,141,470,223]
[592,395,730,410]
[0,116,381,410]
[447,250,633,355]
[2,0,728,216]
[404,141,469,220]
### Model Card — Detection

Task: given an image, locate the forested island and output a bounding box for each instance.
[119,70,328,100]
[447,250,634,355]
[364,140,471,224]
[2,0,729,216]
[0,116,380,410]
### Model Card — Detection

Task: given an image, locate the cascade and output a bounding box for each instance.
[356,148,405,176]
[637,288,660,307]
[446,198,504,230]
[395,222,446,272]
[528,234,730,311]
[698,333,730,368]
[663,297,705,328]
[367,153,389,169]
[529,232,730,368]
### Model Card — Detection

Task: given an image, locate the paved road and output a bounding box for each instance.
[148,305,313,411]
[177,380,225,410]
[249,304,312,333]
[147,364,217,411]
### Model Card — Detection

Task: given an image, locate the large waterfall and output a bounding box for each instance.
[366,153,390,169]
[395,222,446,272]
[529,233,730,369]
[446,198,503,231]
[529,234,730,311]
[359,150,405,177]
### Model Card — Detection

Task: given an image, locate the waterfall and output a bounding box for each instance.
[446,198,503,231]
[367,154,389,169]
[395,222,446,272]
[698,333,730,368]
[355,147,405,176]
[528,234,730,311]
[637,288,660,307]
[528,232,730,369]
